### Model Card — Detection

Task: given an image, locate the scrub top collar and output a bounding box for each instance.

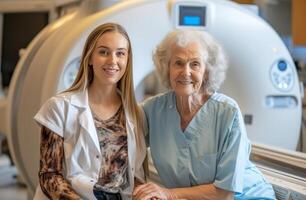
[169,91,217,135]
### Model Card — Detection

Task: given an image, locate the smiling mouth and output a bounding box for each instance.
[177,80,194,85]
[103,67,119,74]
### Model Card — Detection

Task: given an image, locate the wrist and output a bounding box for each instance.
[167,189,177,200]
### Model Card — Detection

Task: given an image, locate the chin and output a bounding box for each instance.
[100,79,119,86]
[174,89,194,97]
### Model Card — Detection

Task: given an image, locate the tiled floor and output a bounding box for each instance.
[0,154,28,200]
[0,183,27,200]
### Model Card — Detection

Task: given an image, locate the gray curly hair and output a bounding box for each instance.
[153,29,228,94]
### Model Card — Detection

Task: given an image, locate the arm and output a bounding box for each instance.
[39,126,82,200]
[133,182,233,200]
[170,183,234,200]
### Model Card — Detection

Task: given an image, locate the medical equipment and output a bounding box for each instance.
[0,0,302,198]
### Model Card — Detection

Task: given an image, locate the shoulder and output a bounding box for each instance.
[34,92,78,137]
[205,93,243,126]
[142,91,173,110]
[209,93,240,114]
[39,91,76,114]
[208,94,248,143]
[53,91,74,102]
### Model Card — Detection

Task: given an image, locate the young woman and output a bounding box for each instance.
[34,23,146,200]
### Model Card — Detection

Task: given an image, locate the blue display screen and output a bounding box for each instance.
[179,6,206,27]
[183,16,201,25]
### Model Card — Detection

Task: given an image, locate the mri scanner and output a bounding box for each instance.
[0,0,304,198]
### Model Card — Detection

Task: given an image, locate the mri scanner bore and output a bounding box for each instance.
[0,0,304,199]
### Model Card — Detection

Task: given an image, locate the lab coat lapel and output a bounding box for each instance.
[70,89,101,154]
[79,109,101,153]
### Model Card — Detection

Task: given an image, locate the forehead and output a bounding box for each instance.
[95,31,129,49]
[170,42,203,59]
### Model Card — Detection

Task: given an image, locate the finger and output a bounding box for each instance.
[138,193,159,200]
[133,183,151,195]
[134,187,161,200]
[134,193,155,200]
[134,190,154,200]
[136,191,166,200]
[133,182,158,196]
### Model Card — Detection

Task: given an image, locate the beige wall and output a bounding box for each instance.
[232,0,254,4]
[0,14,2,68]
[292,0,306,45]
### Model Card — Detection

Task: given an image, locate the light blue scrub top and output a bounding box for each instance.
[143,91,276,200]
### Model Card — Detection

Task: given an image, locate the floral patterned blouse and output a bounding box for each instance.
[92,105,129,193]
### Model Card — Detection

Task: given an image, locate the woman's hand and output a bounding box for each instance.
[133,182,174,200]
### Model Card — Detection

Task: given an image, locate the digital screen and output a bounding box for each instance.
[179,6,206,26]
[183,16,201,25]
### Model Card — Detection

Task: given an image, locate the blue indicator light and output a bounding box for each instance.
[278,60,287,71]
[183,16,201,25]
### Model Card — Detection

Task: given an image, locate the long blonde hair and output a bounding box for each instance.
[66,23,145,149]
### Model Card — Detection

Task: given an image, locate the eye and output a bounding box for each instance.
[174,60,184,67]
[99,49,109,56]
[116,50,126,57]
[190,61,201,69]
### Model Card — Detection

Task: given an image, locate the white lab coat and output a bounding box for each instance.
[33,89,146,200]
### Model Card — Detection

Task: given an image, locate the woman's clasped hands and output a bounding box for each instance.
[133,182,175,200]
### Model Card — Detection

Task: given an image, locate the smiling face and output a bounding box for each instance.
[90,31,129,88]
[169,42,206,97]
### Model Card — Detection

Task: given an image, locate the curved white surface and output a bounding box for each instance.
[3,0,301,197]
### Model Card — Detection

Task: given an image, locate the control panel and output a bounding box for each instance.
[270,59,294,92]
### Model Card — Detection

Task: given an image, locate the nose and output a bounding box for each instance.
[107,53,117,64]
[182,63,191,75]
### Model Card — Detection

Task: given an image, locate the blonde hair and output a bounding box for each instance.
[66,23,145,149]
[153,29,228,94]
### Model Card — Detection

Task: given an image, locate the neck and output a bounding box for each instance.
[176,92,207,116]
[88,81,120,105]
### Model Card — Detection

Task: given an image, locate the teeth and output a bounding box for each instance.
[178,80,192,84]
[103,68,118,75]
[104,68,118,72]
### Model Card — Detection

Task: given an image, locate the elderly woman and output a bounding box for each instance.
[133,30,276,200]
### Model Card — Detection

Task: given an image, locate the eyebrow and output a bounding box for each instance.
[172,56,201,60]
[172,56,185,60]
[97,45,127,51]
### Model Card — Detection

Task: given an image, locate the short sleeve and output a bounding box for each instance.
[213,109,248,193]
[34,96,65,137]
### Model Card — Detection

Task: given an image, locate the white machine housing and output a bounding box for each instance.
[1,0,302,197]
